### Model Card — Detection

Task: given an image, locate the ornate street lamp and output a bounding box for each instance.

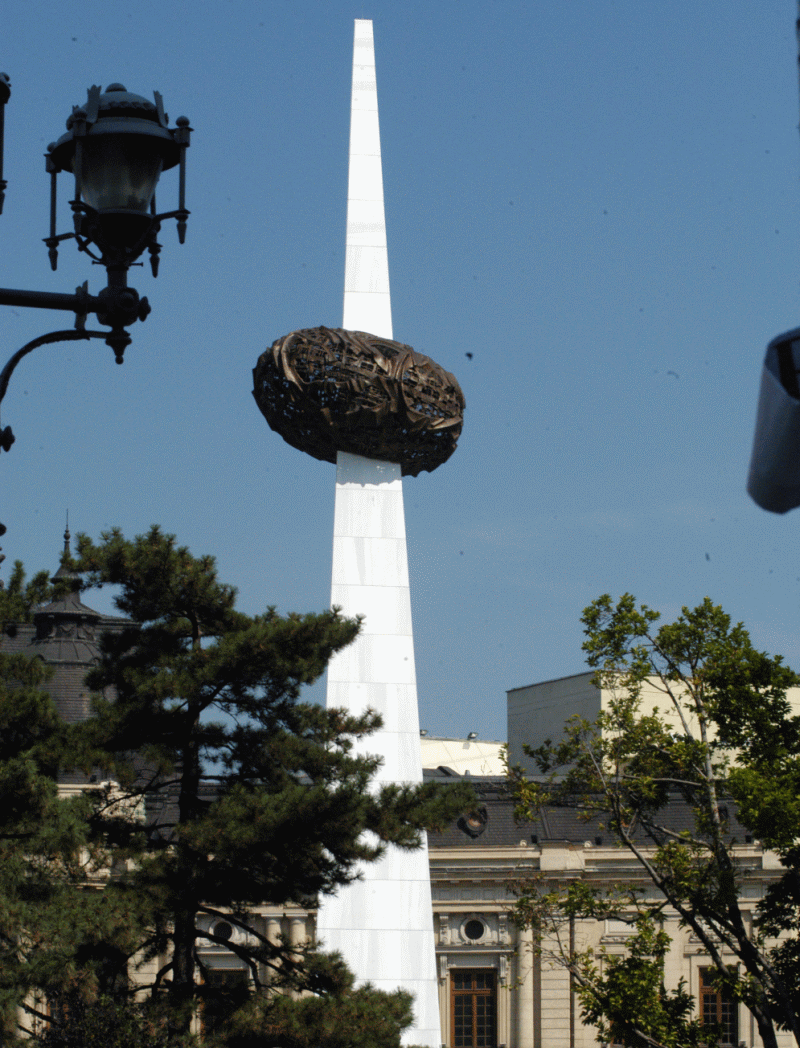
[0,78,192,555]
[0,80,191,385]
[45,83,190,282]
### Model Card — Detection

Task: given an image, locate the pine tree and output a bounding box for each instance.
[45,526,471,1046]
[0,622,96,1038]
[0,560,58,627]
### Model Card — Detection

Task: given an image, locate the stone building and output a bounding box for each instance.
[1,528,128,728]
[192,725,787,1048]
[425,767,778,1048]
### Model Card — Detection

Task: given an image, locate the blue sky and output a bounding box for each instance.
[2,0,800,743]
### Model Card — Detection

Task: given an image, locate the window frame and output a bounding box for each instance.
[450,967,497,1048]
[698,966,739,1046]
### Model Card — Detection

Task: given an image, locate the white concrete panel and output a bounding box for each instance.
[334,488,405,538]
[344,246,391,295]
[344,199,388,247]
[349,109,381,155]
[352,27,378,99]
[353,844,433,885]
[324,929,436,983]
[342,293,393,340]
[361,838,433,882]
[354,20,377,48]
[326,632,416,686]
[346,154,385,204]
[330,584,412,635]
[370,732,424,781]
[351,79,378,110]
[376,747,422,783]
[341,731,423,783]
[406,991,441,1043]
[323,880,434,929]
[331,536,410,588]
[336,452,403,491]
[326,682,420,731]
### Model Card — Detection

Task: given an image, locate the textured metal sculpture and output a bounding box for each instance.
[252,326,465,477]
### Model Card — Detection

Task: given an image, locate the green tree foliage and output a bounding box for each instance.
[17,526,470,1047]
[33,994,175,1048]
[0,553,167,1041]
[508,595,800,1048]
[0,624,98,1038]
[0,559,59,628]
[223,952,418,1048]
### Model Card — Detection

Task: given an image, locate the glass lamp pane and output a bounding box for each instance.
[80,136,163,213]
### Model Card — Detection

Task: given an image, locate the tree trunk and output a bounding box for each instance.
[751,1003,780,1048]
[169,701,202,1039]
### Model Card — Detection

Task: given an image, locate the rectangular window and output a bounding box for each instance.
[451,968,497,1048]
[699,967,738,1045]
[202,967,249,1036]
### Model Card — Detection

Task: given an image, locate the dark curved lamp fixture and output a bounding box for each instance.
[0,77,192,551]
[0,80,191,370]
[45,83,190,278]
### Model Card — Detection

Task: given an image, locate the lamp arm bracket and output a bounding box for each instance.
[154,208,190,222]
[0,328,107,414]
[44,231,77,246]
[73,234,105,263]
[0,285,101,316]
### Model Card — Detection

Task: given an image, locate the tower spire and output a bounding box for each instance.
[53,510,77,586]
[315,21,442,1047]
[342,19,392,338]
[254,22,464,1046]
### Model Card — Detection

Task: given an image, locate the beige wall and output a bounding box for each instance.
[508,674,800,774]
[507,672,599,771]
[429,838,783,1048]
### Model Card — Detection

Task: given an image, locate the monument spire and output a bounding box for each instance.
[342,19,392,339]
[316,20,441,1046]
[253,19,465,1046]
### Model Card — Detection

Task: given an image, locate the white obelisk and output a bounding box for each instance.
[316,20,441,1047]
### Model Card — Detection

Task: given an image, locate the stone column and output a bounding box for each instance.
[288,916,307,999]
[516,923,536,1048]
[316,452,439,1044]
[289,916,306,950]
[265,915,282,986]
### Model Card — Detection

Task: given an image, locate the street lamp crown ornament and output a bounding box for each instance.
[46,82,191,276]
[0,78,192,370]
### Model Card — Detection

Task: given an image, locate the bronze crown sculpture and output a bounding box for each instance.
[252,327,465,476]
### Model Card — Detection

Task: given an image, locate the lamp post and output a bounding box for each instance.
[0,78,192,555]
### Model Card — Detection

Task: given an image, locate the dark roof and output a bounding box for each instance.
[2,609,128,724]
[428,777,753,849]
[428,778,533,848]
[1,535,129,724]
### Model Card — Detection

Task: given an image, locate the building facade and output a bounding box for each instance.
[3,561,789,1047]
[425,773,784,1048]
[225,769,783,1048]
